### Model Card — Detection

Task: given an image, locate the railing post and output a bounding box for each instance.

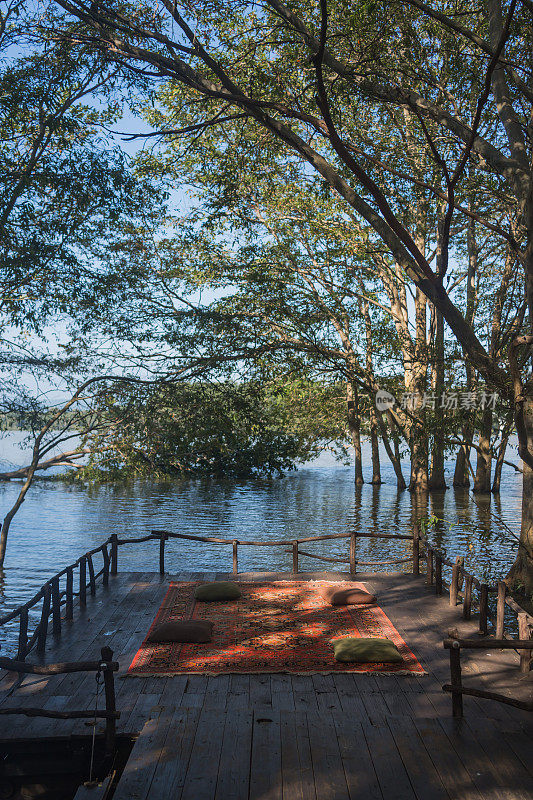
[232,540,238,576]
[79,557,87,607]
[102,545,110,587]
[37,585,51,654]
[51,576,61,637]
[159,534,166,576]
[449,641,463,717]
[496,581,506,639]
[426,547,434,585]
[292,541,298,574]
[17,607,28,661]
[463,574,473,620]
[518,613,531,674]
[479,583,488,635]
[349,533,356,578]
[87,554,96,596]
[101,646,116,756]
[412,523,419,576]
[435,556,443,596]
[110,534,118,575]
[450,557,462,607]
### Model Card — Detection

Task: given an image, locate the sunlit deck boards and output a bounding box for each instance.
[0,571,532,799]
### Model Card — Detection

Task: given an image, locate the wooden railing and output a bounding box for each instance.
[419,535,533,668]
[0,646,119,753]
[148,529,417,576]
[443,638,533,717]
[0,537,115,662]
[1,523,531,677]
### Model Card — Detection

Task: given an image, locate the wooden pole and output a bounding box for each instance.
[449,642,463,717]
[101,646,116,756]
[412,524,419,575]
[232,540,238,576]
[450,557,461,607]
[17,607,28,662]
[496,581,506,639]
[65,567,73,621]
[426,548,434,585]
[87,554,96,595]
[463,574,473,620]
[292,541,298,574]
[79,557,87,607]
[159,534,166,575]
[435,556,443,595]
[37,585,51,654]
[102,544,110,587]
[479,583,488,635]
[110,534,118,575]
[518,614,531,674]
[349,533,356,578]
[51,576,61,637]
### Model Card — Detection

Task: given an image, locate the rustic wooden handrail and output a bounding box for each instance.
[442,638,533,717]
[0,538,115,662]
[0,647,119,753]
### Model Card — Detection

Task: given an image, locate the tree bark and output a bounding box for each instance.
[347,382,364,485]
[429,309,446,489]
[369,406,381,484]
[473,405,493,493]
[506,396,533,593]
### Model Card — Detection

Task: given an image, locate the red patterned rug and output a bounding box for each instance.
[127,581,425,675]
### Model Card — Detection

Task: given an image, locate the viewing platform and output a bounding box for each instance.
[1,566,532,799]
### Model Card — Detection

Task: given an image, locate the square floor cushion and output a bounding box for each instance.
[319,584,376,605]
[333,637,402,663]
[147,619,214,643]
[194,581,241,601]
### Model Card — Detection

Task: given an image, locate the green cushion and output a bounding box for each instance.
[333,637,403,663]
[194,581,241,601]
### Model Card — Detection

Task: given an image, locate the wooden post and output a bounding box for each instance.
[110,534,118,575]
[463,574,473,620]
[79,557,87,607]
[496,581,506,639]
[518,614,531,674]
[435,556,443,596]
[232,540,238,576]
[65,567,73,621]
[159,534,166,576]
[51,576,61,637]
[426,548,434,585]
[449,642,464,717]
[17,608,28,661]
[450,557,461,607]
[101,646,116,756]
[479,583,488,635]
[87,554,96,596]
[292,541,298,574]
[37,585,51,654]
[102,545,110,587]
[412,524,419,575]
[349,533,356,578]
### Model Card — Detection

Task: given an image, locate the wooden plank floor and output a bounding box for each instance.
[0,571,532,799]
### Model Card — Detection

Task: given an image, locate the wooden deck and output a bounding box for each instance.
[1,570,532,799]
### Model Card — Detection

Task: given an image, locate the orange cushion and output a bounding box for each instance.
[318,585,376,606]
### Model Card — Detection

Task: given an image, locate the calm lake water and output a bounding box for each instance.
[0,436,523,654]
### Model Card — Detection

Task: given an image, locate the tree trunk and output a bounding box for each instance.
[473,405,492,493]
[506,396,533,593]
[347,382,364,485]
[369,406,381,484]
[491,412,513,493]
[429,309,446,490]
[378,409,406,490]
